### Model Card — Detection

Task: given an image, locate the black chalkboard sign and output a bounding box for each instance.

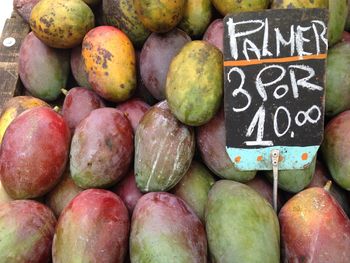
[224,9,328,170]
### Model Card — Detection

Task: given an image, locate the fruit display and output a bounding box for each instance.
[1,0,350,262]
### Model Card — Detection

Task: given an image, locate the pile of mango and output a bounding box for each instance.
[1,0,350,262]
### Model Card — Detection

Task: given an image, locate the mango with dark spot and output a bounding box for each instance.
[29,0,95,49]
[0,96,48,144]
[206,180,280,263]
[271,0,348,47]
[52,189,129,263]
[134,0,186,33]
[45,166,83,217]
[70,108,133,189]
[103,0,150,47]
[82,26,136,102]
[166,41,223,126]
[130,192,207,263]
[264,157,316,193]
[279,186,350,262]
[61,87,105,132]
[19,32,70,101]
[140,28,191,100]
[0,107,70,199]
[211,0,269,15]
[70,45,93,89]
[203,19,224,53]
[322,110,350,190]
[197,107,257,182]
[178,0,212,37]
[0,200,56,263]
[135,101,195,192]
[116,98,150,133]
[172,161,215,221]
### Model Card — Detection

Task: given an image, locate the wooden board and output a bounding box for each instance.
[0,11,29,111]
[223,9,328,170]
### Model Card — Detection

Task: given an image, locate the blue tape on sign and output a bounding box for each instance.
[226,145,319,170]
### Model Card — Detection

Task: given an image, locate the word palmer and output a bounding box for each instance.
[225,18,328,147]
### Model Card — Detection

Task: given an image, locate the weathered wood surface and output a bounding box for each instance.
[0,11,29,111]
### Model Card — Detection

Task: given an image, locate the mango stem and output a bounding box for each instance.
[324,180,332,192]
[61,88,68,96]
[53,106,60,113]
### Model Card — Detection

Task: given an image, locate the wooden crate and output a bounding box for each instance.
[0,11,30,110]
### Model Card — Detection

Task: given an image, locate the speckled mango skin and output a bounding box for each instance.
[134,0,186,33]
[0,96,48,144]
[322,110,350,190]
[211,0,269,15]
[166,41,223,126]
[271,0,328,8]
[206,180,280,263]
[279,187,350,262]
[82,26,136,102]
[103,0,150,47]
[178,0,212,37]
[0,200,57,263]
[29,0,95,49]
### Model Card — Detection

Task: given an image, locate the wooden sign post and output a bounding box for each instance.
[223,9,328,210]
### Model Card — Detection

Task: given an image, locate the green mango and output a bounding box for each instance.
[206,180,280,263]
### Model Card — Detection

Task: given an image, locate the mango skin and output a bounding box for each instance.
[82,26,136,102]
[211,0,269,15]
[135,101,195,192]
[130,192,207,263]
[70,108,133,189]
[103,0,150,47]
[29,0,95,49]
[70,45,93,90]
[271,0,328,8]
[134,0,186,33]
[325,42,350,117]
[178,0,212,37]
[52,189,129,263]
[0,107,70,199]
[322,110,350,190]
[13,0,40,23]
[172,161,215,221]
[166,41,223,126]
[0,96,48,144]
[279,187,350,262]
[0,180,13,205]
[197,107,257,182]
[206,180,280,263]
[203,19,224,53]
[19,32,70,101]
[0,200,56,263]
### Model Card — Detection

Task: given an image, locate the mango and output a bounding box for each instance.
[203,19,224,53]
[322,110,350,190]
[103,0,150,47]
[29,0,95,48]
[265,158,316,193]
[279,186,350,262]
[112,170,143,215]
[134,0,186,33]
[172,161,215,221]
[140,28,191,100]
[0,180,13,205]
[70,45,93,89]
[211,0,269,16]
[197,107,257,182]
[18,32,70,101]
[0,107,70,199]
[116,98,150,133]
[178,0,212,37]
[61,87,105,132]
[0,96,48,144]
[166,41,223,126]
[130,192,207,263]
[325,42,350,117]
[0,200,56,263]
[206,180,280,263]
[135,101,195,192]
[271,0,328,8]
[70,108,133,188]
[13,0,40,23]
[82,26,136,102]
[45,166,83,217]
[52,189,129,263]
